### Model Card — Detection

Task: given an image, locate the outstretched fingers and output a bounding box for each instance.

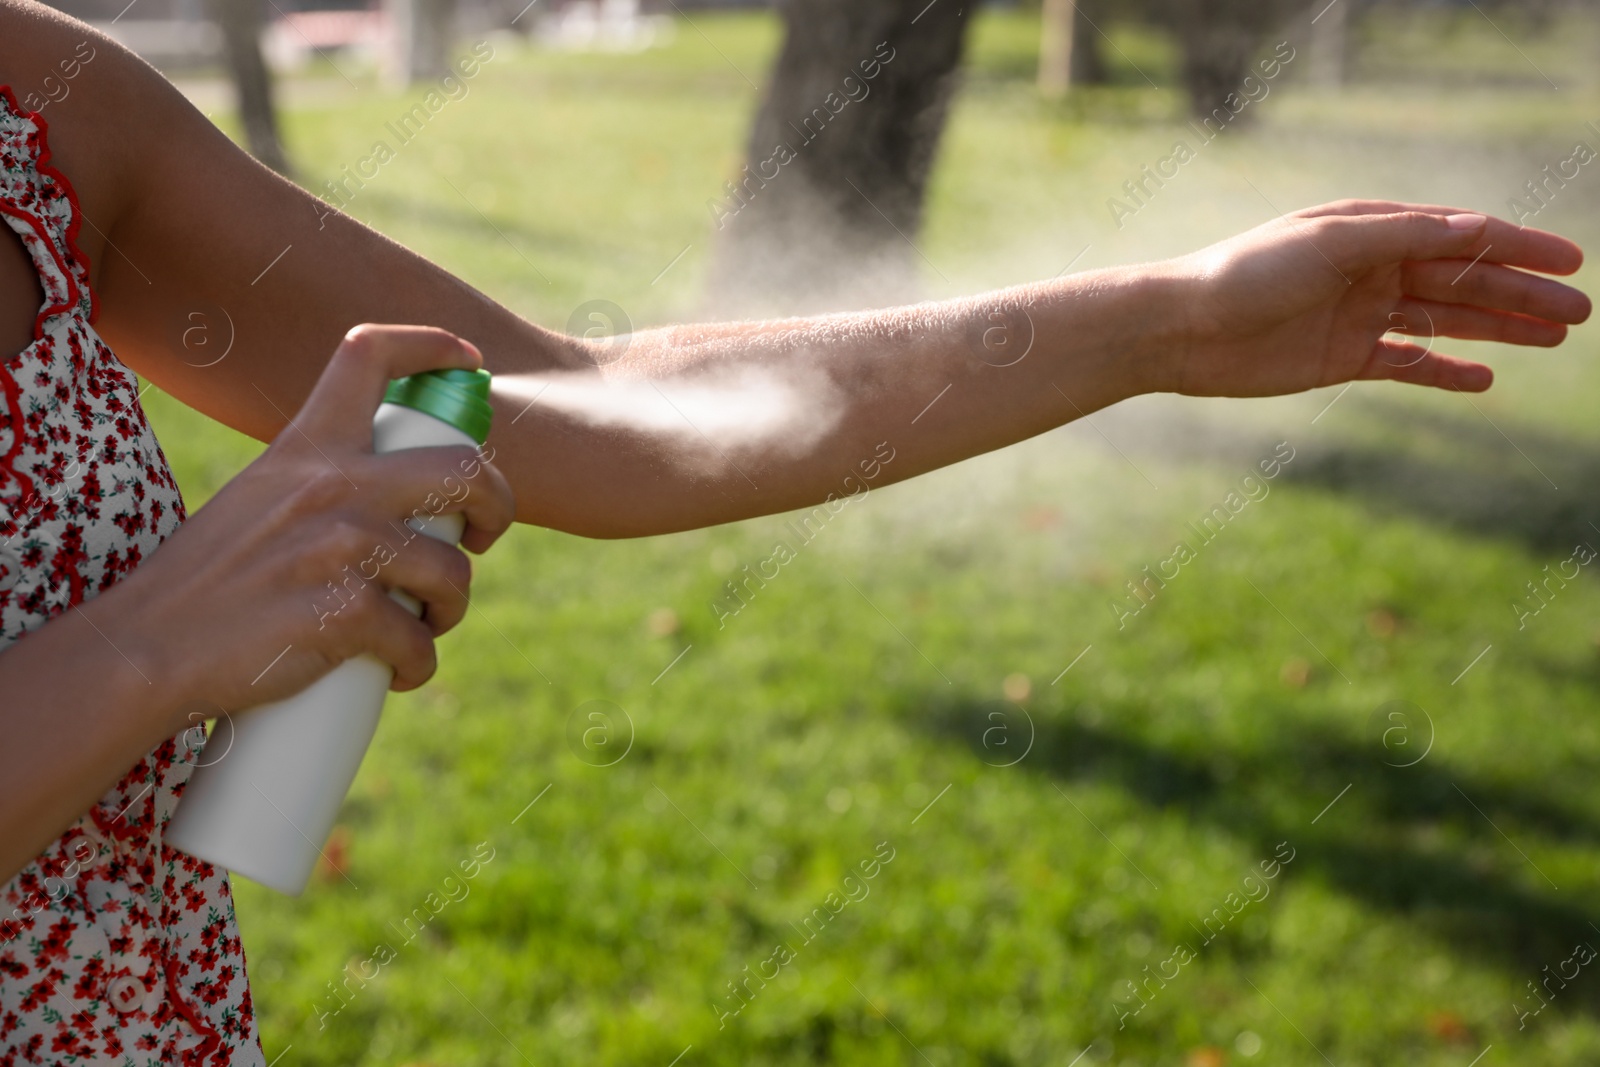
[1310,210,1489,273]
[1357,338,1493,392]
[1387,298,1570,348]
[1297,199,1585,275]
[1402,259,1592,324]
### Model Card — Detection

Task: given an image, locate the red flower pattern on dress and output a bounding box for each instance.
[0,87,264,1066]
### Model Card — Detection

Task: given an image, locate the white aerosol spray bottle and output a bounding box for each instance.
[167,367,494,896]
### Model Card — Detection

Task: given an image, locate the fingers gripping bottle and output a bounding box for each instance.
[167,368,493,896]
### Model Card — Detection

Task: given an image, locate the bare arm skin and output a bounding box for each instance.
[3,0,1590,540]
[0,0,1590,880]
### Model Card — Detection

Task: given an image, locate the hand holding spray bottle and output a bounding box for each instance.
[167,366,494,896]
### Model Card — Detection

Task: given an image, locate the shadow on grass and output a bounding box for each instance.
[911,693,1600,1003]
[1281,398,1600,556]
[1097,394,1600,556]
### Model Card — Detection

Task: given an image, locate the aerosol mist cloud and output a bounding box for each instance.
[495,363,844,460]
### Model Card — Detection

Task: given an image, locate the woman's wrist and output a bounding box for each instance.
[72,575,194,740]
[1031,260,1197,406]
[0,587,190,882]
[1114,258,1198,399]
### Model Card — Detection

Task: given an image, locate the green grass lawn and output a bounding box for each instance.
[144,7,1600,1065]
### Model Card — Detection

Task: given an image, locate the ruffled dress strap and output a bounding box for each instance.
[0,84,96,338]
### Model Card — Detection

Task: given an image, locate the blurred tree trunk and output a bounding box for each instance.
[1175,2,1261,118]
[207,0,291,175]
[1307,0,1347,88]
[1071,0,1107,84]
[388,0,458,85]
[1166,0,1294,119]
[705,0,972,317]
[1039,0,1106,96]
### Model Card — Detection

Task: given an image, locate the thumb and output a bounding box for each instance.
[1317,210,1488,272]
[295,325,483,450]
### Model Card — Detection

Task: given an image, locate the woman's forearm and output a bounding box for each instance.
[484,264,1184,538]
[0,592,170,884]
[39,19,1577,544]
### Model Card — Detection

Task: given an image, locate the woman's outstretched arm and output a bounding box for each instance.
[1,0,1589,539]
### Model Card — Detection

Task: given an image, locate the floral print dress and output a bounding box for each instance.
[0,87,263,1065]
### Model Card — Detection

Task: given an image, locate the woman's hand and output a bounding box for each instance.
[1154,199,1592,397]
[87,324,516,738]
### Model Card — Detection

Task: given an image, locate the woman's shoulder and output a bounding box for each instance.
[0,0,134,132]
[0,0,185,275]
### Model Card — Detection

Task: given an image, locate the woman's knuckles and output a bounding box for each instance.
[278,462,359,518]
[382,618,439,690]
[439,545,473,595]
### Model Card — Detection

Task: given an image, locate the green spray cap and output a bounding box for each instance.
[382,367,493,445]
